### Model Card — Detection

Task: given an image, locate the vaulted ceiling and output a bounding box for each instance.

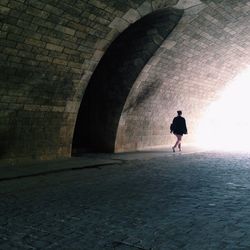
[1,0,250,160]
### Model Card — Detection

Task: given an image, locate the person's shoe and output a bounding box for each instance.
[172,147,175,152]
[178,148,181,152]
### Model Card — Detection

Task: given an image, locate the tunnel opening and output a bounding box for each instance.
[72,8,183,155]
[196,67,250,152]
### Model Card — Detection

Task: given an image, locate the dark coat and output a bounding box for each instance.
[170,116,187,135]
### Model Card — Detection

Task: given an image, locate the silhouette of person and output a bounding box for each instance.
[170,110,188,152]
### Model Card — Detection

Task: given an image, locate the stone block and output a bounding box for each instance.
[3,23,22,34]
[20,13,33,22]
[55,25,76,36]
[65,101,78,113]
[1,96,17,103]
[25,38,46,48]
[60,40,78,50]
[7,33,24,42]
[53,58,68,66]
[26,7,50,19]
[68,62,82,69]
[137,1,152,16]
[109,17,129,32]
[123,9,141,23]
[17,20,38,31]
[8,0,27,11]
[36,55,52,62]
[0,6,10,14]
[44,4,64,16]
[89,0,107,9]
[4,47,18,56]
[33,17,55,29]
[64,48,79,55]
[174,0,203,9]
[46,43,64,52]
[75,31,87,39]
[29,1,45,9]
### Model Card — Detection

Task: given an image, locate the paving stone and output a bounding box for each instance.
[1,151,250,248]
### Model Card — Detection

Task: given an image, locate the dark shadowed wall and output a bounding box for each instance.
[72,8,183,153]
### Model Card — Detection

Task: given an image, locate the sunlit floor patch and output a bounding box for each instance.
[196,67,250,152]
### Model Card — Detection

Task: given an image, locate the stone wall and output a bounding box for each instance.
[0,0,178,160]
[115,0,250,151]
[1,0,250,160]
[72,8,183,153]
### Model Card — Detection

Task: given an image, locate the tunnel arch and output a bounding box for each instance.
[116,0,250,152]
[72,8,184,153]
[1,0,250,161]
[0,0,182,160]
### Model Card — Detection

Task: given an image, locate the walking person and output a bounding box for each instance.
[170,110,188,152]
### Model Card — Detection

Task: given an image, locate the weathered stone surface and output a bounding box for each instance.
[1,151,250,249]
[115,1,250,152]
[109,17,130,32]
[1,0,250,160]
[174,0,203,9]
[137,1,152,16]
[123,8,141,23]
[72,8,183,153]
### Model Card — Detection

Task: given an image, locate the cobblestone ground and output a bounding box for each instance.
[1,151,250,249]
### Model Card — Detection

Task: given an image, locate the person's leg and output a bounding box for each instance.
[177,135,182,151]
[173,134,181,152]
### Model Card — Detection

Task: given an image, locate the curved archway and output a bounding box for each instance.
[72,8,183,153]
[115,0,250,152]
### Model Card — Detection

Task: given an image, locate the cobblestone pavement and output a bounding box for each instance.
[1,151,250,249]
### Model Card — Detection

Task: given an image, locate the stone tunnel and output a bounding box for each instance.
[3,1,250,249]
[1,0,250,161]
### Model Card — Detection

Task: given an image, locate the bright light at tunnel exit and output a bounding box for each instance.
[196,67,250,152]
